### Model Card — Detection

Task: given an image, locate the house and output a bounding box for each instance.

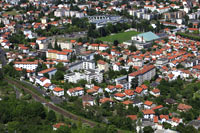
[86,86,103,96]
[124,89,135,99]
[150,88,160,97]
[159,115,169,123]
[188,120,200,129]
[38,67,57,79]
[122,100,134,109]
[82,95,95,107]
[133,99,143,107]
[177,103,192,112]
[53,87,64,97]
[127,115,137,121]
[105,85,116,93]
[35,76,51,87]
[97,60,109,72]
[165,98,176,105]
[99,97,114,106]
[114,93,126,101]
[134,85,148,96]
[142,109,155,119]
[113,62,121,71]
[167,117,182,127]
[67,87,84,96]
[53,123,66,130]
[144,101,153,109]
[36,37,48,49]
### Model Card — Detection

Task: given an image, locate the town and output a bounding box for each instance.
[0,0,200,132]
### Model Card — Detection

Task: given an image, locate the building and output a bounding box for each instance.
[67,87,84,96]
[14,61,38,71]
[53,87,64,97]
[129,65,156,86]
[87,15,128,28]
[65,69,103,83]
[131,32,160,50]
[97,60,109,72]
[38,67,57,79]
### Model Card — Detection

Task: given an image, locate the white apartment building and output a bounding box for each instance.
[129,65,156,86]
[14,61,38,70]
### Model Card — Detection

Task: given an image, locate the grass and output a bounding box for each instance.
[4,10,19,16]
[57,37,76,42]
[97,30,140,43]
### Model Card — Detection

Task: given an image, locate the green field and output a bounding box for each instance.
[4,11,19,16]
[97,30,139,43]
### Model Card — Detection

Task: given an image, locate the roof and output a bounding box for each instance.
[122,100,133,105]
[53,123,66,129]
[144,101,153,106]
[127,115,137,120]
[99,97,113,103]
[177,103,192,111]
[142,109,155,115]
[54,87,64,92]
[114,93,125,97]
[38,67,56,74]
[137,32,160,42]
[82,95,94,101]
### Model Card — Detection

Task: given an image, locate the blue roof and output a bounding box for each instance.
[138,31,160,42]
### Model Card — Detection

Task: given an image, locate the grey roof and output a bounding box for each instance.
[137,31,160,42]
[188,120,200,129]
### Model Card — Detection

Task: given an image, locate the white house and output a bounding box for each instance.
[142,109,155,119]
[150,88,160,97]
[105,85,117,93]
[14,61,38,71]
[114,93,126,101]
[53,87,64,97]
[67,87,84,96]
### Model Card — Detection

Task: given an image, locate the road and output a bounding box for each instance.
[5,78,96,127]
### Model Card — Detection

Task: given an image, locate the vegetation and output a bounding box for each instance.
[176,32,200,41]
[98,30,139,43]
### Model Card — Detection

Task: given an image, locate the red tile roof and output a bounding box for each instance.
[142,109,155,115]
[54,87,64,92]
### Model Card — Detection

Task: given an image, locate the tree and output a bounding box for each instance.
[55,70,64,80]
[48,43,53,49]
[131,77,138,89]
[7,121,20,133]
[113,40,119,46]
[143,126,154,133]
[0,69,4,80]
[47,110,56,122]
[44,73,49,78]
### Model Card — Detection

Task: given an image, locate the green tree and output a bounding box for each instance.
[131,77,138,89]
[47,110,56,122]
[143,126,154,133]
[55,70,64,80]
[7,121,20,133]
[113,40,119,46]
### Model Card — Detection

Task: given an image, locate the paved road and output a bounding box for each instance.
[5,78,96,127]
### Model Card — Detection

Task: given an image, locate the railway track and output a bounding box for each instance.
[5,78,96,127]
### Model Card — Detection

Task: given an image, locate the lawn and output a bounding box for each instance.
[4,10,19,16]
[97,30,140,43]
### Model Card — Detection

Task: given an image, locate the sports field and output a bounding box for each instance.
[97,30,139,43]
